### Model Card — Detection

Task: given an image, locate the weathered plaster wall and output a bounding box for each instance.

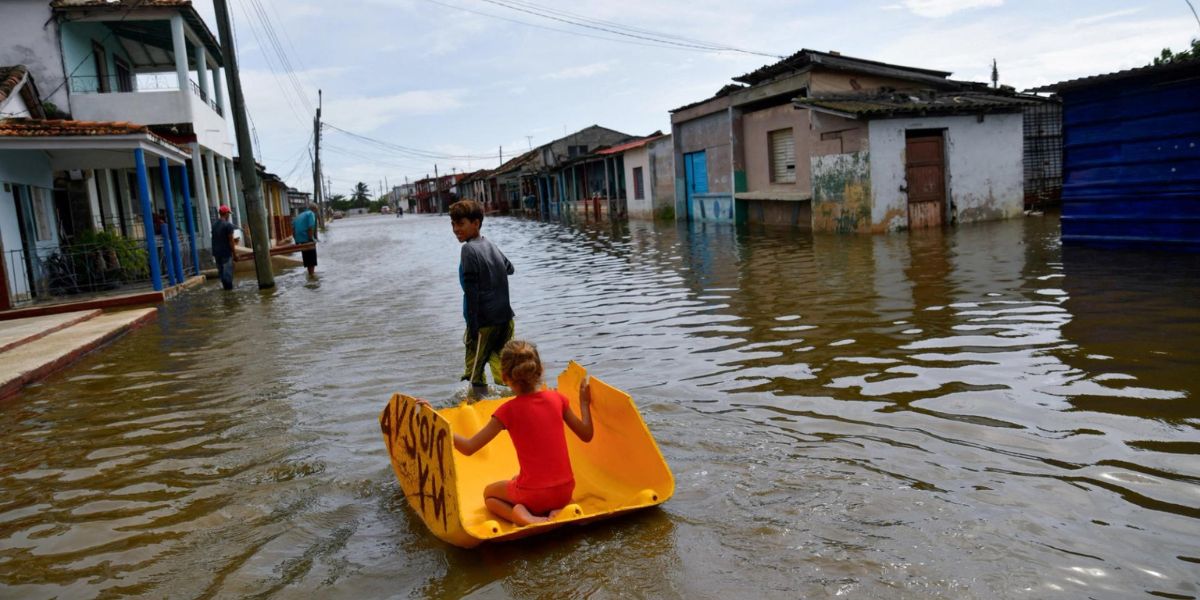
[624,146,652,219]
[742,103,811,195]
[0,0,68,112]
[811,151,872,233]
[868,113,1024,231]
[648,136,675,219]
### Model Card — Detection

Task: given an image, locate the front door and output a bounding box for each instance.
[684,150,707,221]
[905,130,946,229]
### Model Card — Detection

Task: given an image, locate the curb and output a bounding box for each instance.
[0,309,102,355]
[0,308,159,401]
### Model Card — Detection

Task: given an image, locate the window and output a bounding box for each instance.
[114,57,134,92]
[92,41,110,93]
[768,128,796,183]
[568,144,588,158]
[633,166,645,200]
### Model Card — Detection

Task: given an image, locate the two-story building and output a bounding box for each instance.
[1,0,239,248]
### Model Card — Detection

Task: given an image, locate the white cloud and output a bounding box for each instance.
[541,61,616,80]
[325,90,468,132]
[897,0,1004,18]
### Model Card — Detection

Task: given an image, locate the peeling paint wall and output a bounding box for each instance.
[673,110,733,222]
[811,151,872,233]
[868,113,1024,230]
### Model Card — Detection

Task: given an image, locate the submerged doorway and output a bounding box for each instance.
[905,130,947,229]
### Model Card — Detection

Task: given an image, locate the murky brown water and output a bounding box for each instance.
[1,213,1198,599]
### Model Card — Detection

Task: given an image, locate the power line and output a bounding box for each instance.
[324,123,502,161]
[232,0,311,124]
[414,0,748,53]
[475,0,781,57]
[244,0,314,113]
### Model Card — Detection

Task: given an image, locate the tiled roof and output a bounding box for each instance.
[0,118,150,137]
[796,91,1037,119]
[50,0,192,8]
[1029,57,1200,92]
[0,66,29,105]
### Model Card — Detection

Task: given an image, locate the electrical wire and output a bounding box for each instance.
[475,0,781,57]
[324,123,506,161]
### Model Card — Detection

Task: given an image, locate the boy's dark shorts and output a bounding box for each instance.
[302,249,317,268]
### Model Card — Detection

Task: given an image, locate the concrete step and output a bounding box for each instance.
[0,308,158,400]
[0,310,103,354]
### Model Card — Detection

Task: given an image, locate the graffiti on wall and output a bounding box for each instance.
[380,394,456,531]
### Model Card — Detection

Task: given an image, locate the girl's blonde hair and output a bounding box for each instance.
[500,340,543,394]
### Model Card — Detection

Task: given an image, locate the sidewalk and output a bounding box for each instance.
[0,308,158,400]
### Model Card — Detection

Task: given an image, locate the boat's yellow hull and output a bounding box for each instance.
[380,361,674,548]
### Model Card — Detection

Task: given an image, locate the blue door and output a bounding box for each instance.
[684,150,707,221]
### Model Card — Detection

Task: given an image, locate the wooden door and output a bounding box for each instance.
[905,131,946,229]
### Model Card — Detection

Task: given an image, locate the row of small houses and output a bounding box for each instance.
[398,49,1067,232]
[399,49,1198,251]
[0,0,312,310]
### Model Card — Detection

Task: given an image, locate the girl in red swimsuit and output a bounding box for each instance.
[452,340,594,525]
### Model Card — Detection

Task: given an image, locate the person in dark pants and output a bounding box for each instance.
[211,205,236,290]
[451,199,515,398]
[293,202,319,278]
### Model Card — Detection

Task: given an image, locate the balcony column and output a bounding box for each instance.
[159,157,184,285]
[204,149,220,210]
[226,159,244,229]
[190,143,212,248]
[170,15,188,94]
[211,66,225,114]
[178,163,200,276]
[133,149,163,291]
[194,42,210,103]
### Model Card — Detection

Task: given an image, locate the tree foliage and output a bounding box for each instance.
[1153,38,1200,65]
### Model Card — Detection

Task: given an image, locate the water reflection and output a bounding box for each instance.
[0,213,1196,598]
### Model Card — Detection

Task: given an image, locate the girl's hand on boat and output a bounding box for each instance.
[579,378,592,404]
[415,398,432,408]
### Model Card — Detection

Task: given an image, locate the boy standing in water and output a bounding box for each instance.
[450,200,515,398]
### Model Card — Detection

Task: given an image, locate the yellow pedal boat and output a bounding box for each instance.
[379,361,674,548]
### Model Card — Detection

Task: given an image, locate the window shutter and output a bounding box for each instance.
[769,129,796,183]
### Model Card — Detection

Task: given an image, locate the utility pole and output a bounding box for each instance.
[213,0,273,288]
[313,89,324,228]
[499,146,503,167]
[434,163,441,213]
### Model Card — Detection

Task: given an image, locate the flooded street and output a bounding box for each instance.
[1,213,1198,599]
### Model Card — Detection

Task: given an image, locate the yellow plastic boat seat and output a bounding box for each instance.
[380,361,674,548]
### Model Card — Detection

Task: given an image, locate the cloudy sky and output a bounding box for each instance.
[190,0,1199,197]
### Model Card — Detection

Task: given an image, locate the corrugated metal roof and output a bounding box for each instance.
[733,49,952,86]
[1029,57,1200,92]
[797,91,1036,119]
[596,133,668,155]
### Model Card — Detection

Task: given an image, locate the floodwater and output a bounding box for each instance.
[1,213,1198,599]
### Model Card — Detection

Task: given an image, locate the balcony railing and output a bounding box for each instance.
[69,75,223,116]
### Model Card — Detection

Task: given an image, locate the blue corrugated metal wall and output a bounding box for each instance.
[1060,67,1200,251]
